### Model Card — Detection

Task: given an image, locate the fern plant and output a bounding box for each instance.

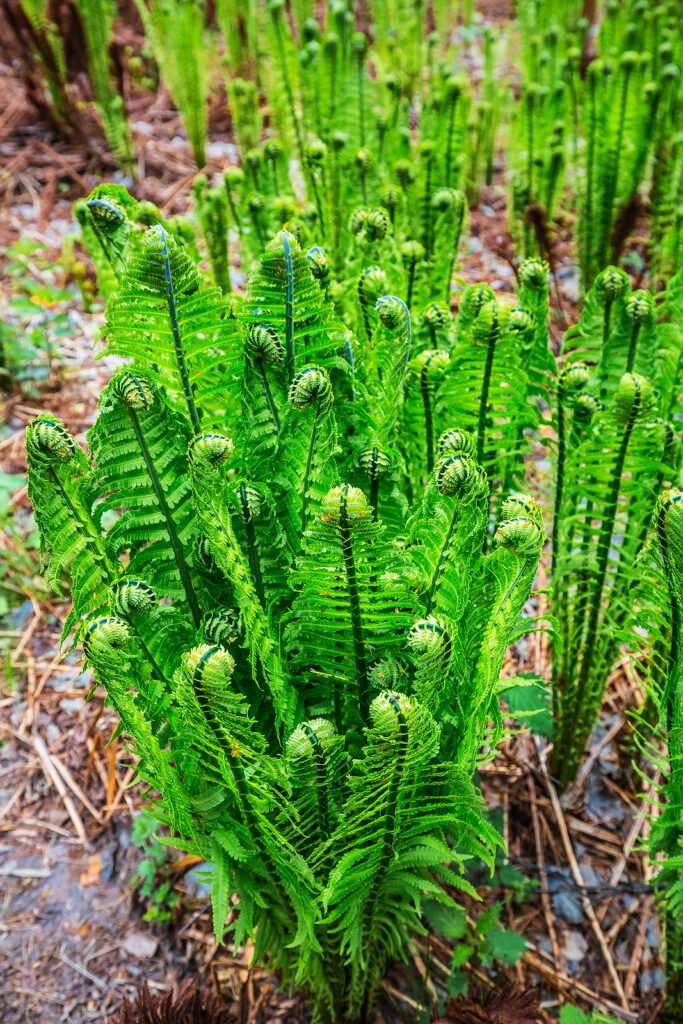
[134,0,209,167]
[28,192,547,1022]
[550,267,681,786]
[73,0,134,168]
[627,490,683,1023]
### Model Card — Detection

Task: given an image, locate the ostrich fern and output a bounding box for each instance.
[628,490,683,1024]
[550,268,681,786]
[28,195,548,1022]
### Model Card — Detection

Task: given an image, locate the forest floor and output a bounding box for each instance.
[0,5,664,1024]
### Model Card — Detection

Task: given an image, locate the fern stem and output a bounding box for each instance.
[551,394,568,709]
[598,296,615,405]
[423,160,433,260]
[331,147,343,275]
[368,449,381,522]
[340,498,370,723]
[239,485,266,610]
[560,404,639,786]
[425,504,458,615]
[303,724,330,839]
[476,312,498,465]
[300,409,320,541]
[657,506,681,720]
[309,172,326,236]
[158,229,200,432]
[445,93,458,186]
[225,190,244,244]
[357,50,365,149]
[551,391,567,587]
[283,232,296,382]
[420,361,435,474]
[127,406,202,629]
[625,319,642,375]
[192,655,257,827]
[583,73,597,287]
[406,255,417,309]
[256,359,281,432]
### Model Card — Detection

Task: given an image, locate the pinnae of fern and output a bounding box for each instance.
[407,616,452,658]
[501,492,544,528]
[288,365,332,410]
[110,578,157,617]
[573,391,601,423]
[358,447,391,521]
[321,484,369,526]
[518,257,548,290]
[613,372,655,425]
[495,515,544,557]
[365,208,390,243]
[236,483,263,522]
[248,323,285,366]
[375,294,409,332]
[201,610,238,648]
[306,246,330,289]
[624,289,655,374]
[437,427,475,459]
[349,206,368,237]
[111,371,157,410]
[182,642,236,686]
[435,452,483,498]
[368,658,403,692]
[86,197,125,226]
[187,433,235,469]
[82,616,131,670]
[26,417,77,462]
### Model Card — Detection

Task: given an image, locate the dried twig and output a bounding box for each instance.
[33,732,90,846]
[526,769,562,998]
[537,745,630,1011]
[49,749,103,822]
[524,944,638,1023]
[624,896,653,1002]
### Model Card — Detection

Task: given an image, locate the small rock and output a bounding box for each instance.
[562,929,588,971]
[123,932,159,958]
[584,773,625,823]
[548,867,583,925]
[579,864,603,890]
[46,722,61,745]
[468,237,483,254]
[640,969,666,993]
[552,888,583,926]
[185,863,213,898]
[59,698,82,713]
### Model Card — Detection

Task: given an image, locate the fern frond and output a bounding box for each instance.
[101,225,241,429]
[26,415,114,643]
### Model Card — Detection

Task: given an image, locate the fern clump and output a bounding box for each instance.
[627,490,683,1023]
[28,191,548,1022]
[551,266,681,786]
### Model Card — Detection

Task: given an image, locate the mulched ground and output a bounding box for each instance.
[0,7,664,1023]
